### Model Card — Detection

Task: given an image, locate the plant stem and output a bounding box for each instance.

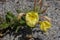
[39,0,42,9]
[34,0,36,11]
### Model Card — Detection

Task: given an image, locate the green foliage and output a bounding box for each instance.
[17,15,26,26]
[5,11,15,23]
[0,17,3,23]
[20,19,26,25]
[0,22,9,29]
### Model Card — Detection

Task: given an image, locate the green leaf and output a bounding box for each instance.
[20,19,25,25]
[19,16,26,25]
[0,22,9,29]
[6,11,14,17]
[0,17,3,23]
[6,11,16,23]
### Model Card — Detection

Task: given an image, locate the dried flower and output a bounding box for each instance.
[43,16,51,22]
[17,13,25,20]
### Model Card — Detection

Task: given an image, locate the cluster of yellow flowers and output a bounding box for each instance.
[17,11,51,32]
[16,0,52,32]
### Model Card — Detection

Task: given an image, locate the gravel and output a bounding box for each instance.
[0,0,60,40]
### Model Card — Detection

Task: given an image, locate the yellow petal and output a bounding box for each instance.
[42,22,48,32]
[44,21,51,28]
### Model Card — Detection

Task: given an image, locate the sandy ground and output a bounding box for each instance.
[0,0,60,40]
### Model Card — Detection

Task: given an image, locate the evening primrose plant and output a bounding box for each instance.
[16,0,51,32]
[0,0,52,37]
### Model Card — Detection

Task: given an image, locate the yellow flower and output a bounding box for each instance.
[39,21,51,32]
[26,11,39,27]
